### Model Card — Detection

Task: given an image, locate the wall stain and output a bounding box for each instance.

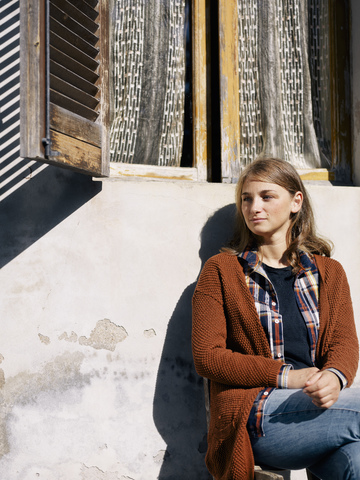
[0,351,88,458]
[0,354,4,389]
[78,319,128,352]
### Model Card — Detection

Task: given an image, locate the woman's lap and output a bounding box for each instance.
[250,388,360,473]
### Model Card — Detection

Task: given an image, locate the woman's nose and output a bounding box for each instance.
[251,198,262,213]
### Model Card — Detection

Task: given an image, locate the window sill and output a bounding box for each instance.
[298,168,335,181]
[93,165,336,184]
[93,162,200,182]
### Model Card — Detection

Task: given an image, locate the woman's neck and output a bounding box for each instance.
[258,242,289,268]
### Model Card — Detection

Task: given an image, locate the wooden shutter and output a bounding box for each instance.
[20,0,109,177]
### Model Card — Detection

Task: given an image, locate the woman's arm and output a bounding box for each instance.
[316,257,359,386]
[299,257,360,408]
[192,256,284,389]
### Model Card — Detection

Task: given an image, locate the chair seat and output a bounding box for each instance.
[255,466,287,479]
[255,472,285,480]
[254,466,321,480]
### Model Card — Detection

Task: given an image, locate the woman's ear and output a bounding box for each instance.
[291,191,303,213]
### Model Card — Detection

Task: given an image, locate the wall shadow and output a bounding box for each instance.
[153,203,237,479]
[0,165,102,269]
[0,0,102,269]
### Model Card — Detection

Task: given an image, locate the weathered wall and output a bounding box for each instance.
[0,168,359,480]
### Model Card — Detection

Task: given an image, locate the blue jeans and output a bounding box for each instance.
[250,388,360,480]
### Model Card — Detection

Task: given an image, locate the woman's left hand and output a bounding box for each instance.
[302,370,341,409]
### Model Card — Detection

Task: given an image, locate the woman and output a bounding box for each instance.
[192,158,359,480]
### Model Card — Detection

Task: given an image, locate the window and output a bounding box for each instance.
[108,0,209,182]
[218,0,352,183]
[20,0,352,183]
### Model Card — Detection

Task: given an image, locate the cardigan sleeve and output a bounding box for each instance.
[316,256,359,386]
[192,255,283,389]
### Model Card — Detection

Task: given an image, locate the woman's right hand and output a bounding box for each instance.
[287,367,320,389]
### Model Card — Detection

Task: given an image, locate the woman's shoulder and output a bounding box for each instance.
[202,251,239,269]
[195,252,246,299]
[314,254,348,280]
[196,252,241,284]
[314,254,343,268]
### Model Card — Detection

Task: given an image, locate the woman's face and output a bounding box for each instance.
[241,179,303,244]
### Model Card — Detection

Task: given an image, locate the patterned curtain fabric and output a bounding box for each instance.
[110,0,186,166]
[238,0,331,169]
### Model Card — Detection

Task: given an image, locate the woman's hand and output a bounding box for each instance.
[287,367,320,389]
[303,370,341,409]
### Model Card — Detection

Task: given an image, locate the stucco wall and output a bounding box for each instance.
[0,168,359,479]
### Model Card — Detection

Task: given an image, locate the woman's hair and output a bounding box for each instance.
[223,158,332,269]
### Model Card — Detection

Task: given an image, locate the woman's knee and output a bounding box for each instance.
[310,442,360,480]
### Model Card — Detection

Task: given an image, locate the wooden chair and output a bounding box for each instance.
[203,378,321,480]
[254,466,287,480]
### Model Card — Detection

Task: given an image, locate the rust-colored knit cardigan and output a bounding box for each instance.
[192,252,359,480]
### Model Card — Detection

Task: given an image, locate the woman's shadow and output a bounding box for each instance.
[153,204,237,479]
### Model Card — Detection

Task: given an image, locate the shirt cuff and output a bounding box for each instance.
[277,364,293,389]
[326,368,348,390]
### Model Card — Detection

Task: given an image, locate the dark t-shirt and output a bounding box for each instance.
[263,263,313,370]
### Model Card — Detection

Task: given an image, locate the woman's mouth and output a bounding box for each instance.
[250,217,267,223]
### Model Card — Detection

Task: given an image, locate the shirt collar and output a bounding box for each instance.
[238,248,317,275]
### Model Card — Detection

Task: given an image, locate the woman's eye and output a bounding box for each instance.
[263,195,273,200]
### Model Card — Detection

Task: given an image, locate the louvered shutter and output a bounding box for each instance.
[20,0,109,177]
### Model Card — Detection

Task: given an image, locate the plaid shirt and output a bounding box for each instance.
[240,249,346,437]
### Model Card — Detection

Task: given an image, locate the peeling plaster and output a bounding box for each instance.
[0,354,4,364]
[78,319,128,352]
[143,329,156,338]
[153,449,170,464]
[38,333,50,345]
[0,352,87,458]
[59,331,78,343]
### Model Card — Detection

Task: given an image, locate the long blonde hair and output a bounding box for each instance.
[224,158,332,269]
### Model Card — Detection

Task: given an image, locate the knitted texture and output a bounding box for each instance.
[192,252,359,480]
